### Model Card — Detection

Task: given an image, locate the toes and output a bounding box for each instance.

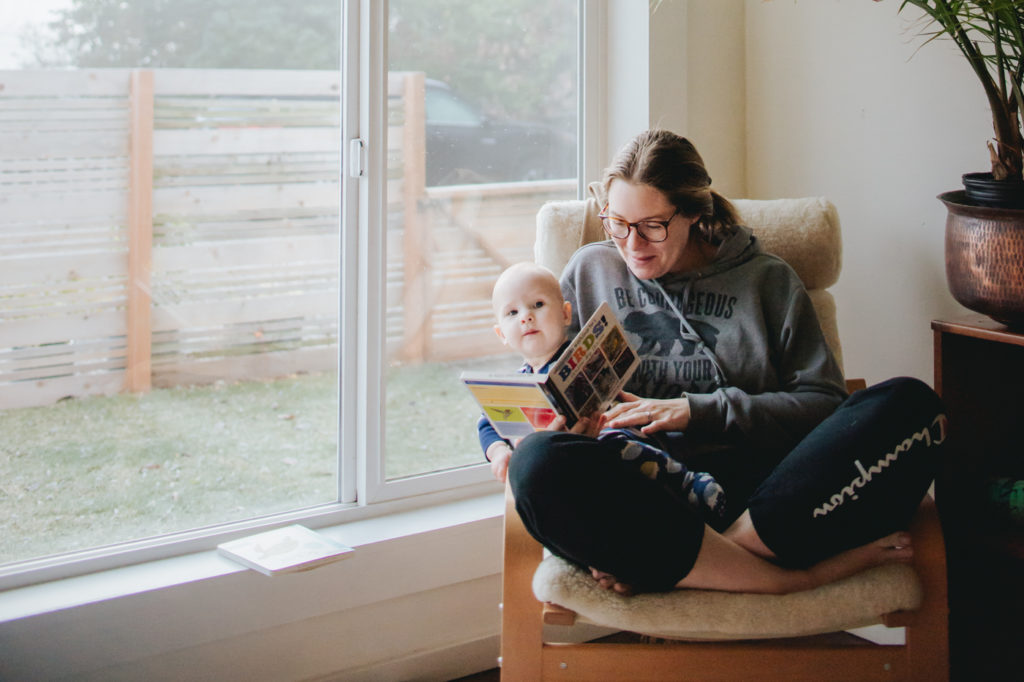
[612,582,634,596]
[590,568,619,590]
[888,544,913,562]
[588,567,635,594]
[871,532,914,564]
[877,531,912,549]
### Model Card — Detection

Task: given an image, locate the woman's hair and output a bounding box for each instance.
[601,129,739,242]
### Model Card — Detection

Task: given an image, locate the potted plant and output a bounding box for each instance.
[891,0,1024,326]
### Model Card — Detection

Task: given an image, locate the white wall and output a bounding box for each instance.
[744,0,979,383]
[672,0,746,200]
[605,0,747,201]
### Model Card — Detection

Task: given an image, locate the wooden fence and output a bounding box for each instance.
[0,69,574,409]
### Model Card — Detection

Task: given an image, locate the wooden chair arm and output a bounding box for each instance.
[903,494,948,624]
[543,602,578,626]
[500,480,546,677]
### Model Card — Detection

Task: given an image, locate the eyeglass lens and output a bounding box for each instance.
[602,218,667,242]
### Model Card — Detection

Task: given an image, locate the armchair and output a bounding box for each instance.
[498,196,949,681]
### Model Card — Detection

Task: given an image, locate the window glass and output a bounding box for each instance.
[0,0,341,564]
[384,0,578,480]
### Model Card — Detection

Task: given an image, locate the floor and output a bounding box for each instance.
[448,632,647,681]
[450,668,498,682]
[446,631,878,681]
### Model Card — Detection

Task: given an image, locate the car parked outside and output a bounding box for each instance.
[424,79,575,186]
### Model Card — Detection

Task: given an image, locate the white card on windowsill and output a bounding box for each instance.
[217,524,354,576]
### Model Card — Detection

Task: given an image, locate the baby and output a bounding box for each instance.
[479,262,726,518]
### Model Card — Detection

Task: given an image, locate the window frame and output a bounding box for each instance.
[0,0,596,590]
[346,0,497,504]
[350,0,594,504]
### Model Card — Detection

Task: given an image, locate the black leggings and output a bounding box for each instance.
[508,377,946,593]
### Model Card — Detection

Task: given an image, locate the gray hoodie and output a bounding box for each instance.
[560,224,847,461]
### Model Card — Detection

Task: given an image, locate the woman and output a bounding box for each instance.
[508,129,946,595]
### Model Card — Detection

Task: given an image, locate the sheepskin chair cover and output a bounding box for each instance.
[533,555,922,641]
[534,193,845,371]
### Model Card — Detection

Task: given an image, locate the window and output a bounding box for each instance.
[0,0,581,576]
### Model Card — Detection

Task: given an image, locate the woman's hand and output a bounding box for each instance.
[603,391,691,434]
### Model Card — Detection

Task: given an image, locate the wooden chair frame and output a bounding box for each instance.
[499,381,950,681]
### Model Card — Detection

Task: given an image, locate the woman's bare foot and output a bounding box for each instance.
[806,531,913,589]
[588,532,912,597]
[723,512,913,590]
[589,567,634,596]
[673,527,914,595]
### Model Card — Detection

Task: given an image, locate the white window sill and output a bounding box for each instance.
[0,490,506,625]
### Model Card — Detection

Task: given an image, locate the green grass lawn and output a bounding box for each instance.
[0,356,512,565]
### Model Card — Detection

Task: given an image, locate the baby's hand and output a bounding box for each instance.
[489,446,512,483]
[486,441,514,483]
[570,414,605,439]
[545,415,567,431]
[543,414,604,438]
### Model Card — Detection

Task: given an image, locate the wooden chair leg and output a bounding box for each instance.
[905,495,949,681]
[500,481,545,681]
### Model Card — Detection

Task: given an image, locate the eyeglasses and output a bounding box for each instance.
[597,203,677,243]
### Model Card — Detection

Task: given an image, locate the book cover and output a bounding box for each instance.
[461,301,639,440]
[217,524,354,576]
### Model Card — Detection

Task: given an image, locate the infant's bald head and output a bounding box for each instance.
[491,262,564,318]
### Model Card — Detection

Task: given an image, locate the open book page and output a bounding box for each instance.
[460,377,558,439]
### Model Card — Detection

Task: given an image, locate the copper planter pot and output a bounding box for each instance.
[940,190,1024,328]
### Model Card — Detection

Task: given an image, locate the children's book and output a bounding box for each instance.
[217,524,354,576]
[461,301,639,440]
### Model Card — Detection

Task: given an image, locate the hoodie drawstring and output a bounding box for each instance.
[652,278,729,389]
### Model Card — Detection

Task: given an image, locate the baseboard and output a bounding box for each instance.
[308,633,501,682]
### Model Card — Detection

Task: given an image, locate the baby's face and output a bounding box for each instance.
[492,270,571,366]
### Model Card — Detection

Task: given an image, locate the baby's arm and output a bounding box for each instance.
[486,441,514,482]
[481,408,605,483]
[479,414,514,482]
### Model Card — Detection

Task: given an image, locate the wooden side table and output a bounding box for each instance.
[932,317,1024,681]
